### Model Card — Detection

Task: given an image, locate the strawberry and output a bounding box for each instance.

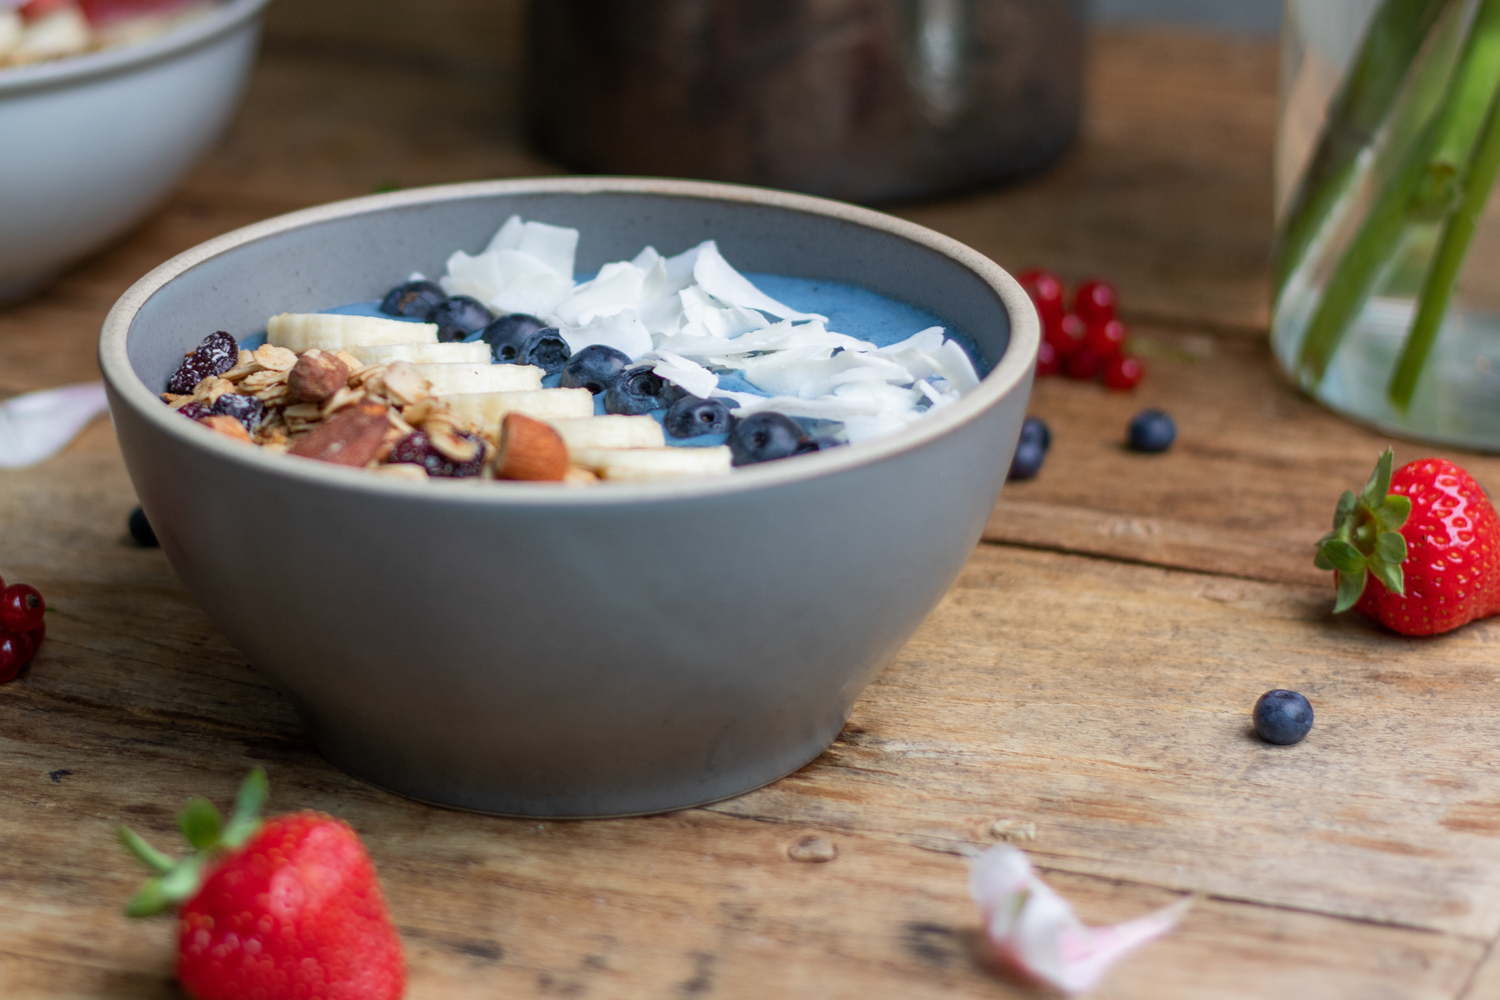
[1316,449,1500,635]
[118,769,405,1000]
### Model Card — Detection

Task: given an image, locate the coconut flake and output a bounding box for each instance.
[554,262,646,326]
[560,313,654,361]
[484,216,578,281]
[647,352,720,399]
[692,242,826,322]
[0,382,109,469]
[969,846,1191,995]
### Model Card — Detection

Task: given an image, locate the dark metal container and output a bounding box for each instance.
[527,0,1086,203]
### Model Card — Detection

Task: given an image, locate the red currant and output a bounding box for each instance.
[1018,269,1066,330]
[1047,314,1086,357]
[0,584,43,633]
[1064,347,1102,380]
[1036,339,1060,376]
[1103,354,1146,390]
[0,629,33,684]
[28,620,45,651]
[1073,279,1117,326]
[1085,318,1128,359]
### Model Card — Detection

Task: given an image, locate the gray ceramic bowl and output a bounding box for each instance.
[99,178,1038,817]
[0,0,270,302]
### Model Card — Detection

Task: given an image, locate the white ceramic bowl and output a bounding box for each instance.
[0,0,270,302]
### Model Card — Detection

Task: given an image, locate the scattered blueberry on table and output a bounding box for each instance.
[128,506,159,547]
[1252,689,1314,745]
[1127,409,1176,453]
[1008,416,1051,480]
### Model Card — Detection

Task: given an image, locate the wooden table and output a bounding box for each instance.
[5,26,1500,1000]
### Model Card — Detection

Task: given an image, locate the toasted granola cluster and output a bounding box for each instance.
[161,338,572,483]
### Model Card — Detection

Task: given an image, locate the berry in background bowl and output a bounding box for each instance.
[99,177,1040,817]
[0,0,268,301]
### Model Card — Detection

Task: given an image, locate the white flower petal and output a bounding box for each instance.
[0,382,109,469]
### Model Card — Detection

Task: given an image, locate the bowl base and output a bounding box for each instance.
[303,718,847,820]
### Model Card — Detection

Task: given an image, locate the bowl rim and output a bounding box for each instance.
[0,0,270,97]
[99,176,1040,507]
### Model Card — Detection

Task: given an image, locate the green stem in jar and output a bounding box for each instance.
[1388,74,1500,408]
[1296,0,1500,387]
[1274,0,1455,299]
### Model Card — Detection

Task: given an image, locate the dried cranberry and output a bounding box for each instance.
[177,402,213,421]
[167,331,238,395]
[210,392,265,431]
[387,430,487,478]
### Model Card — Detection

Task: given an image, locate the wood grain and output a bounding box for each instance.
[5,20,1500,1000]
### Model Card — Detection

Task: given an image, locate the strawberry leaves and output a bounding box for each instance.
[118,768,268,917]
[1315,449,1411,612]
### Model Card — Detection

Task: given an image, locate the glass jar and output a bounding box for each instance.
[1274,0,1500,450]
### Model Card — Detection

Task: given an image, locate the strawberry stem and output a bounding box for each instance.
[1316,449,1412,612]
[118,768,269,918]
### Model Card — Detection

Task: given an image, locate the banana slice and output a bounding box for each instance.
[267,314,438,353]
[549,415,665,451]
[445,388,594,430]
[419,363,544,395]
[348,342,489,365]
[569,446,732,480]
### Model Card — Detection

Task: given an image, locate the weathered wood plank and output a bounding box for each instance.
[986,330,1500,585]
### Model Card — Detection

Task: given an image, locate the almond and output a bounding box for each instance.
[252,344,298,372]
[287,401,390,466]
[494,413,568,481]
[199,415,252,443]
[288,352,351,403]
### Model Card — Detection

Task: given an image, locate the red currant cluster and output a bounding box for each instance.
[0,576,46,684]
[1018,271,1144,390]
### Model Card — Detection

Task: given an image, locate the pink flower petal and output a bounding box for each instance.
[969,845,1191,994]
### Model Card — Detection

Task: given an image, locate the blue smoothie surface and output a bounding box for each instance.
[242,275,986,450]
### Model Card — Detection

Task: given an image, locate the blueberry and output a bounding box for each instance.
[427,296,494,343]
[1019,416,1051,452]
[1127,409,1176,453]
[664,396,731,438]
[167,331,238,394]
[604,365,682,415]
[209,392,265,432]
[728,412,802,466]
[1008,439,1046,480]
[561,345,632,393]
[128,506,158,547]
[1252,690,1314,745]
[520,328,570,375]
[482,313,547,363]
[379,279,446,320]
